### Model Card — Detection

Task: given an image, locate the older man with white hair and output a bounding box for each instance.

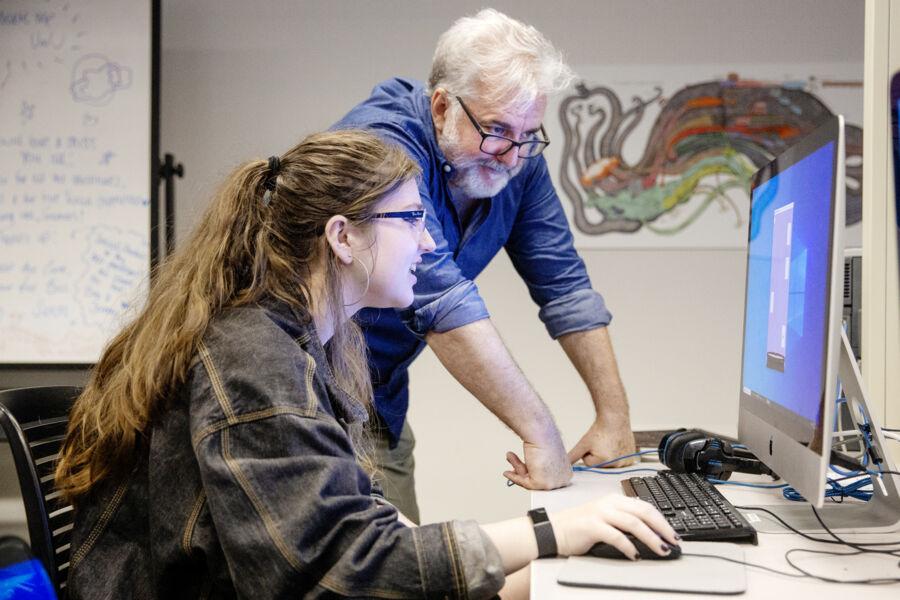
[333,9,636,523]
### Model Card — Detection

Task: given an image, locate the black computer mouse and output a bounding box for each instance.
[587,535,681,560]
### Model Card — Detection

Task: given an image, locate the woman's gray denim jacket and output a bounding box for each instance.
[66,301,505,599]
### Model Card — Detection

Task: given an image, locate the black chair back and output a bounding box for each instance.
[0,386,80,599]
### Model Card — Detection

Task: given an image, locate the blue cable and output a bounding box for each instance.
[572,450,661,475]
[830,464,858,477]
[578,449,658,470]
[573,466,662,475]
[838,477,874,500]
[779,394,880,501]
[781,474,873,502]
[706,477,788,489]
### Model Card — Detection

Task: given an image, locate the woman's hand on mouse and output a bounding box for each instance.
[549,495,679,559]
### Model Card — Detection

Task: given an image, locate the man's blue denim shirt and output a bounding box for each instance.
[333,79,612,444]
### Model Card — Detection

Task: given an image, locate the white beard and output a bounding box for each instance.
[439,109,523,200]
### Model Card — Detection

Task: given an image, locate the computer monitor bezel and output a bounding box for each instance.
[889,71,900,291]
[737,115,844,509]
[888,71,900,314]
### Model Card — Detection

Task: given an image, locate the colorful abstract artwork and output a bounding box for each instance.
[551,67,862,248]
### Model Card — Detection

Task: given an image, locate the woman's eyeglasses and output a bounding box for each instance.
[370,209,427,233]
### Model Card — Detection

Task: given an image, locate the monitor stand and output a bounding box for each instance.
[745,330,900,534]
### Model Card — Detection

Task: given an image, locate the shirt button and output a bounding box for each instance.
[443,164,452,173]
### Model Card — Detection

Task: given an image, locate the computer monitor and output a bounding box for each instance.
[737,116,844,508]
[737,116,900,531]
[885,71,900,389]
[889,71,900,329]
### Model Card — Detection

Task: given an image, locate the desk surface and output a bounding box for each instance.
[530,466,900,598]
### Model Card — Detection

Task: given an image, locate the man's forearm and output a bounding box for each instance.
[425,318,558,443]
[557,327,630,425]
[559,326,637,467]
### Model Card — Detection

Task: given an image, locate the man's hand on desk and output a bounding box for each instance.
[503,439,572,490]
[502,418,639,488]
[567,418,638,468]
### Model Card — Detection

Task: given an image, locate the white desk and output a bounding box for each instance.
[531,467,900,598]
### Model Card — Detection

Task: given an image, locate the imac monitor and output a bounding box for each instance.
[737,116,845,509]
[890,72,900,307]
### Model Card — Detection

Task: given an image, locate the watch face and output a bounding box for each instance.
[528,507,550,522]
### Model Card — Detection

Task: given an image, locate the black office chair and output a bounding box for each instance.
[0,386,81,599]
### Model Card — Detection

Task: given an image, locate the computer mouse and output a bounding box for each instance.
[587,535,681,560]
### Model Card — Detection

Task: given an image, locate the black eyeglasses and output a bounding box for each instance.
[370,209,427,233]
[454,96,549,159]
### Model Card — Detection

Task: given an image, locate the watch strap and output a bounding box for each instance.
[527,507,558,558]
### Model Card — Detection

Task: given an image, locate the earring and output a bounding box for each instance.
[343,255,371,306]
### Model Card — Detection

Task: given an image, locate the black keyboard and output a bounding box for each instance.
[622,471,758,544]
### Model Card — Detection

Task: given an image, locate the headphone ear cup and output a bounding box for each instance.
[661,429,708,472]
[658,428,687,459]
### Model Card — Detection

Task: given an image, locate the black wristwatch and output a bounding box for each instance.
[527,507,558,558]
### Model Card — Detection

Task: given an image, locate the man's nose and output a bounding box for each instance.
[496,148,519,169]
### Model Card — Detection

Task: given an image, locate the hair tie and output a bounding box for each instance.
[262,155,281,206]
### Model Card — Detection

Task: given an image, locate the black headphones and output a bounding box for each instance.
[659,429,778,480]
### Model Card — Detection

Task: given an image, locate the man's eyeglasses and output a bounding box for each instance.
[455,96,549,159]
[370,208,427,233]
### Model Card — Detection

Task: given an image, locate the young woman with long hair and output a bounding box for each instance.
[55,130,677,599]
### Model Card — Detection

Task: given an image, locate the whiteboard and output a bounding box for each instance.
[0,0,155,364]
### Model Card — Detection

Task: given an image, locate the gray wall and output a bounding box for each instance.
[0,1,865,530]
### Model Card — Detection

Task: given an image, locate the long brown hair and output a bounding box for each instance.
[55,130,419,503]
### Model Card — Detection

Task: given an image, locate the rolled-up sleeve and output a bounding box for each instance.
[505,158,613,339]
[538,288,611,338]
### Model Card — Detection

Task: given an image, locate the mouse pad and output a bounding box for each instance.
[557,541,747,595]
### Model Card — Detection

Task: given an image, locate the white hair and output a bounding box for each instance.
[427,9,576,111]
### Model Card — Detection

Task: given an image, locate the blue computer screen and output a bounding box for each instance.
[741,141,835,424]
[894,98,900,280]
